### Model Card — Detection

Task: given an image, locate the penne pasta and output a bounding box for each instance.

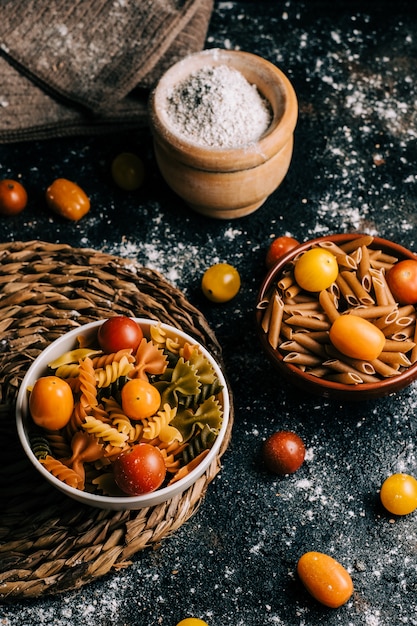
[322,358,366,378]
[373,309,400,330]
[368,249,398,266]
[283,352,323,366]
[277,275,294,290]
[383,339,416,352]
[325,345,376,375]
[291,332,329,357]
[318,289,339,324]
[346,305,397,320]
[370,268,396,306]
[284,284,303,299]
[258,236,417,385]
[357,245,372,292]
[370,358,401,377]
[284,301,322,311]
[327,372,364,385]
[340,270,375,305]
[261,291,274,333]
[280,340,312,355]
[285,315,331,331]
[339,235,374,253]
[267,292,285,349]
[335,273,358,306]
[378,351,412,367]
[380,314,415,338]
[411,322,417,364]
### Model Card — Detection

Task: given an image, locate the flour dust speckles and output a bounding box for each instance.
[100,215,248,293]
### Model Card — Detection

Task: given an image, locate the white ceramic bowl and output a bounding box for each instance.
[16,318,230,510]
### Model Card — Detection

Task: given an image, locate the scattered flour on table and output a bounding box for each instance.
[97,221,245,292]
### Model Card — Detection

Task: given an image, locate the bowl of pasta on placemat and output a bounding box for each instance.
[256,233,417,400]
[16,317,230,510]
[0,240,233,600]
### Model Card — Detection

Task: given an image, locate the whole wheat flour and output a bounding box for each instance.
[165,64,271,148]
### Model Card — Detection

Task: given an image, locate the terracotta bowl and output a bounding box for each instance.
[16,318,230,510]
[148,48,298,219]
[256,233,417,401]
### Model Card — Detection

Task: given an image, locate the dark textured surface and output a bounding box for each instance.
[1,2,417,624]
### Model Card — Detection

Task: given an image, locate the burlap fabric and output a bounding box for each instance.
[0,0,214,142]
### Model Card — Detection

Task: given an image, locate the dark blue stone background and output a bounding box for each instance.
[2,1,417,624]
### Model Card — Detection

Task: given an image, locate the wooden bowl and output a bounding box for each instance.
[148,48,298,219]
[256,233,417,401]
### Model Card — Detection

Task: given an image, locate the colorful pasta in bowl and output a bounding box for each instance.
[16,317,230,510]
[256,233,417,400]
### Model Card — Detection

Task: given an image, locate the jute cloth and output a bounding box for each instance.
[0,0,214,142]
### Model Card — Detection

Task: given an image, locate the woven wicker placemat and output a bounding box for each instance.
[0,240,233,601]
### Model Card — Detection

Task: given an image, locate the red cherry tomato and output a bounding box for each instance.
[0,179,28,216]
[29,376,74,430]
[262,430,306,475]
[265,236,300,269]
[121,379,161,420]
[386,259,417,305]
[297,551,354,608]
[46,178,90,221]
[329,314,385,361]
[97,316,143,353]
[113,443,166,495]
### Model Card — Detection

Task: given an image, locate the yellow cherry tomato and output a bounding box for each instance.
[46,178,90,221]
[29,376,74,430]
[201,263,241,303]
[111,152,144,191]
[380,473,417,515]
[329,314,385,361]
[176,620,209,626]
[297,551,354,608]
[121,379,161,420]
[294,248,339,292]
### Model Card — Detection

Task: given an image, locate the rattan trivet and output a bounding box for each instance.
[0,240,233,600]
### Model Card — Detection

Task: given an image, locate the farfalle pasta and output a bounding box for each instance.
[26,320,224,496]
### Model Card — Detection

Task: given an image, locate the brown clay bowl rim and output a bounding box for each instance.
[148,48,298,171]
[255,233,417,401]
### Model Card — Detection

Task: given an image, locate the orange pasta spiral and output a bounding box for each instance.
[40,455,83,489]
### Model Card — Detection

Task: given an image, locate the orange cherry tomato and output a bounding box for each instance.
[46,178,90,221]
[0,179,28,216]
[176,620,209,626]
[29,376,74,430]
[121,379,161,420]
[294,248,339,292]
[297,551,354,608]
[265,236,300,269]
[329,314,385,361]
[380,473,417,515]
[386,259,417,305]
